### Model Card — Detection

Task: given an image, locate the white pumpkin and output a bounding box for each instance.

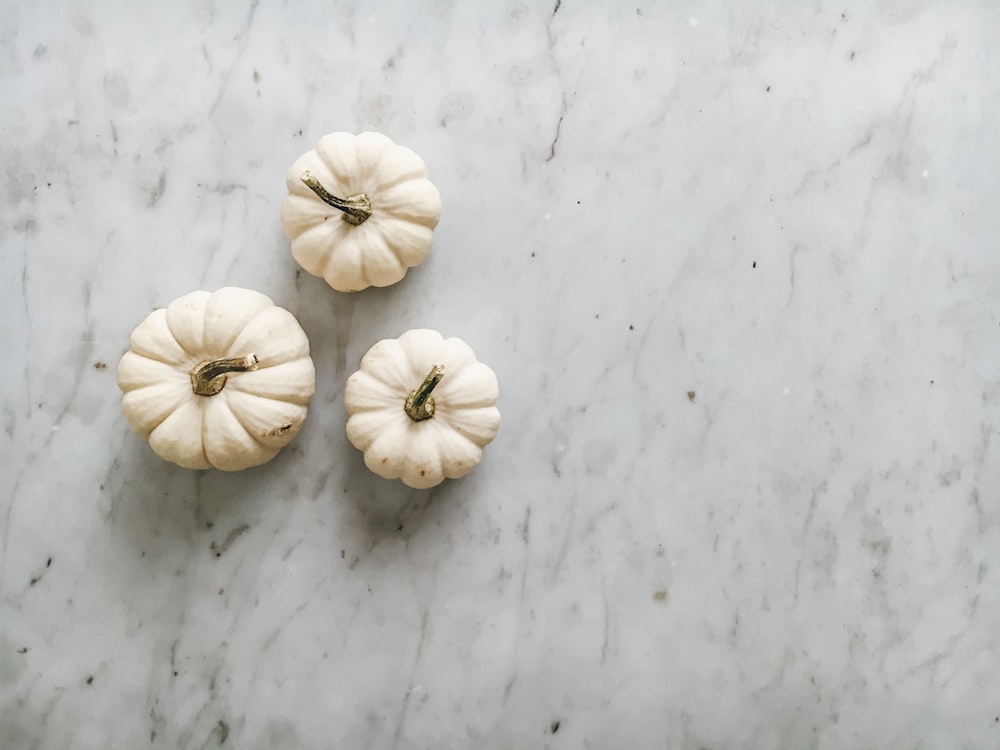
[280,131,442,292]
[116,287,316,471]
[345,329,501,489]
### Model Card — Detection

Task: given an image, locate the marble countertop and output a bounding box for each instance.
[2,2,999,748]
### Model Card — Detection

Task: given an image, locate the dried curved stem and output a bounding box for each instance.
[300,171,372,225]
[404,365,445,422]
[190,354,259,396]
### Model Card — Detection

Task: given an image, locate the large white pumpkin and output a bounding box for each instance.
[116,287,316,471]
[280,131,442,292]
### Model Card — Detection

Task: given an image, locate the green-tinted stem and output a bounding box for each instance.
[404,365,445,422]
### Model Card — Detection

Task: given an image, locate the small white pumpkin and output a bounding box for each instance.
[345,329,501,489]
[116,287,316,471]
[280,131,442,292]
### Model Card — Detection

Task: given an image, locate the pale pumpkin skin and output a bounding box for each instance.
[280,131,442,292]
[116,287,316,471]
[345,329,501,489]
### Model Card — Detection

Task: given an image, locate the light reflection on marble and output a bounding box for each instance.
[2,1,999,748]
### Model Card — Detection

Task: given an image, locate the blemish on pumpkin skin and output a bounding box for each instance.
[265,423,293,438]
[93,361,107,370]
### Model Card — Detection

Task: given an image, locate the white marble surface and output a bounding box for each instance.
[2,1,999,748]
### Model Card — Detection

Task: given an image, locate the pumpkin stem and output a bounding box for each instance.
[300,171,372,225]
[190,354,259,396]
[405,365,445,422]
